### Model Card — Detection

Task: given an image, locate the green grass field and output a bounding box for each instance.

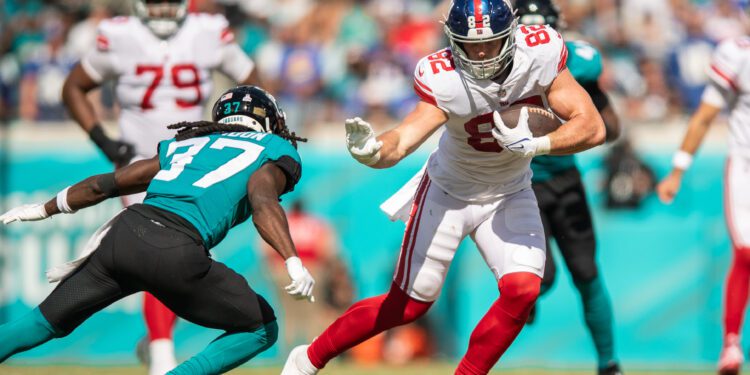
[0,363,716,375]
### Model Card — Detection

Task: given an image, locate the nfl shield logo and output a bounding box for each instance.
[242,94,253,102]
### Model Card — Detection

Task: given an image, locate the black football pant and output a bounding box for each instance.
[38,204,275,336]
[532,167,598,293]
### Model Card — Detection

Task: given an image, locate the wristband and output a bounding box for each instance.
[672,150,693,171]
[88,124,110,147]
[531,136,551,156]
[56,186,77,214]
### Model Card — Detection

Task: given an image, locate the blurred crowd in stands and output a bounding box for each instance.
[0,0,748,131]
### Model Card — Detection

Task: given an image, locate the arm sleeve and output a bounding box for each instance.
[218,28,255,82]
[269,156,301,194]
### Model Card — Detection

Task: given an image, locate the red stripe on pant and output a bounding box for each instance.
[394,173,431,288]
[403,180,430,290]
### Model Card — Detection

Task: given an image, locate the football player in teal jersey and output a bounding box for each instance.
[516,1,623,374]
[0,86,314,375]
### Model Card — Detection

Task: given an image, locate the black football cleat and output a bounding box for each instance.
[598,362,623,375]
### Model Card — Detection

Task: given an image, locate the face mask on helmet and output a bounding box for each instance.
[515,0,561,29]
[444,0,517,80]
[211,86,287,136]
[134,0,188,39]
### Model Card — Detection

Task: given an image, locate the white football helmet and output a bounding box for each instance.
[133,0,189,39]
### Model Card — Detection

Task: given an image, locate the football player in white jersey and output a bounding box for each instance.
[282,0,605,374]
[61,1,259,373]
[658,35,750,375]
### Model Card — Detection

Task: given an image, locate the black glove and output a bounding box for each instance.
[89,124,135,166]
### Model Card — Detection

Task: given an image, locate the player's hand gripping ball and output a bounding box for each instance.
[492,104,561,157]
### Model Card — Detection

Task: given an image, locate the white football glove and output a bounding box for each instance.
[345,117,383,166]
[0,204,49,225]
[491,107,550,157]
[285,256,315,302]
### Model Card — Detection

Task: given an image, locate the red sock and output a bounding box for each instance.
[144,293,177,341]
[457,272,541,375]
[724,246,750,339]
[307,283,432,369]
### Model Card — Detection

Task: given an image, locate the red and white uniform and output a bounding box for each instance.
[704,36,750,247]
[387,25,568,302]
[82,13,254,161]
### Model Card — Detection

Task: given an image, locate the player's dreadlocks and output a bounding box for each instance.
[168,121,308,147]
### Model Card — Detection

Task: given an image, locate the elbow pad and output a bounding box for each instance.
[96,173,120,197]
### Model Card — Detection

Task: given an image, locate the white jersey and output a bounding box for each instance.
[412,25,568,202]
[81,13,254,157]
[705,36,750,159]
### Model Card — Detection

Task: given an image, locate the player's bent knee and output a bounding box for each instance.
[256,320,279,349]
[409,268,445,302]
[386,283,433,323]
[734,246,750,265]
[569,258,598,284]
[499,272,541,307]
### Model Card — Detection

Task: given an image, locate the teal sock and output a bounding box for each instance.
[0,307,59,362]
[168,321,278,375]
[574,276,616,368]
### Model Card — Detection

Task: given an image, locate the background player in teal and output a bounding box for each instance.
[516,1,624,374]
[0,86,314,375]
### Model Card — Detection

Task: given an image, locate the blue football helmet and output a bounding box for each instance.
[444,0,517,80]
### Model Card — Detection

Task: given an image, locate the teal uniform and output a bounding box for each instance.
[145,131,301,248]
[531,40,603,182]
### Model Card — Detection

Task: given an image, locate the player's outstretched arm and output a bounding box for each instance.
[0,157,160,224]
[345,101,448,169]
[248,163,315,301]
[62,64,135,166]
[545,69,606,155]
[656,101,722,204]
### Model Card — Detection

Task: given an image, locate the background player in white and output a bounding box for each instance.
[61,1,260,373]
[657,35,750,375]
[282,0,605,374]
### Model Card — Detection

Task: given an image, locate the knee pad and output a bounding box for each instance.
[409,268,444,302]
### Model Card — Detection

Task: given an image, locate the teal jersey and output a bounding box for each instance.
[144,132,301,248]
[531,40,603,183]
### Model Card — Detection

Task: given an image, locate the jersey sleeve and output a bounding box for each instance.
[412,50,455,113]
[517,25,568,88]
[265,136,302,195]
[80,19,123,83]
[565,40,603,84]
[207,15,255,82]
[708,39,744,92]
[701,81,734,109]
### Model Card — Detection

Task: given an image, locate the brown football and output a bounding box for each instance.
[498,104,562,137]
